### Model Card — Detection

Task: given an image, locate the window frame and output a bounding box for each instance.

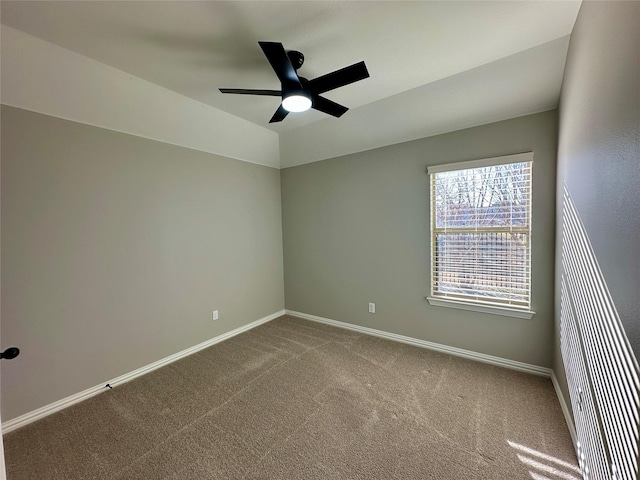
[426,152,535,319]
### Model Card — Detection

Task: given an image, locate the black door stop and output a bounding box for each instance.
[0,347,20,360]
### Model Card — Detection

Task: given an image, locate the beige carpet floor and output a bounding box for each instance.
[3,315,580,479]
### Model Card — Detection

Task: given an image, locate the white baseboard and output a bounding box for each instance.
[551,371,577,447]
[285,309,552,377]
[5,308,574,444]
[2,310,285,434]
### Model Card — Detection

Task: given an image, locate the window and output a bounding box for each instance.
[427,152,534,319]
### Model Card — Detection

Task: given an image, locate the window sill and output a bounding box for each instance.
[426,297,535,319]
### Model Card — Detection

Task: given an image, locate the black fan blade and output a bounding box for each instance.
[258,42,301,88]
[269,104,289,123]
[307,61,369,94]
[312,96,348,118]
[219,88,281,96]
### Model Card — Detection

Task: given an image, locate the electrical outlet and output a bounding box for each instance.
[213,310,219,321]
[368,303,376,314]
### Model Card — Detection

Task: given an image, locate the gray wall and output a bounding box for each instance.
[282,110,557,368]
[554,1,640,404]
[1,106,284,421]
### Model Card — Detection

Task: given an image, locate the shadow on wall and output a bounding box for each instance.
[559,185,639,480]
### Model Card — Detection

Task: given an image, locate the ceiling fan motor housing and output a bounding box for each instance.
[287,50,305,70]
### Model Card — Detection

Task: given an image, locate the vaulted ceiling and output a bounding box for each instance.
[1,1,581,166]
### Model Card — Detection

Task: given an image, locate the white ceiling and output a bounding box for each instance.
[1,1,581,136]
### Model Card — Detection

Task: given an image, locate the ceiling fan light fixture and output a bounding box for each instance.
[282,93,312,112]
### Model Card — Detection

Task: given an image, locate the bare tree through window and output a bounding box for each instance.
[430,158,532,309]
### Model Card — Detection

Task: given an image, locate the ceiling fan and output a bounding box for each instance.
[219,41,370,123]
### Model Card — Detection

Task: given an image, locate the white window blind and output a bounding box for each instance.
[428,153,533,311]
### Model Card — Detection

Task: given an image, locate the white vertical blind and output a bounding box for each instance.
[429,154,532,309]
